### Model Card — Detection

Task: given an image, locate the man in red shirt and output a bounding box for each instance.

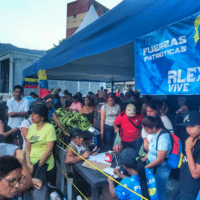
[113,103,143,154]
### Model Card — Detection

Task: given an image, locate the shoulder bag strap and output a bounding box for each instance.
[154,129,171,174]
[156,129,172,151]
[128,118,140,129]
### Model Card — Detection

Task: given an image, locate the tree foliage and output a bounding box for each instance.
[46,38,66,53]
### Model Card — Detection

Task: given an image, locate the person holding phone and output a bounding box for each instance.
[107,148,158,200]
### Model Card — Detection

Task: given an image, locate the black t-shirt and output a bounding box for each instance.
[179,139,200,197]
[83,111,94,124]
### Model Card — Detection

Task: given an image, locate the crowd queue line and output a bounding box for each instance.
[0,85,200,200]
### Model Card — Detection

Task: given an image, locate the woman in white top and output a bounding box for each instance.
[101,93,121,147]
[20,117,33,150]
[19,102,38,150]
[141,100,173,152]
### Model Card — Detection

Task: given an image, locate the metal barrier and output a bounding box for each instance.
[56,145,73,200]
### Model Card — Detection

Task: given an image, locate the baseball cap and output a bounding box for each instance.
[118,148,137,168]
[126,103,136,117]
[183,111,200,126]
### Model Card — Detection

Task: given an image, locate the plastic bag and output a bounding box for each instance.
[113,132,123,153]
[138,143,147,158]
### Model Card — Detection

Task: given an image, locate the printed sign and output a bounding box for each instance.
[135,12,200,94]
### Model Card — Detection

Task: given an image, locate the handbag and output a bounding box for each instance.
[32,162,49,200]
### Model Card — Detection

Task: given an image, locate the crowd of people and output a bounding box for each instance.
[0,85,200,200]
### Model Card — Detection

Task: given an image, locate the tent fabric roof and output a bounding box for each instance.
[23,0,200,82]
[74,4,100,35]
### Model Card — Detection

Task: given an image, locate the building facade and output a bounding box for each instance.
[0,52,43,94]
[0,51,106,97]
[66,0,109,38]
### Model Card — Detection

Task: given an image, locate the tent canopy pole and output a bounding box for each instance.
[111,81,114,93]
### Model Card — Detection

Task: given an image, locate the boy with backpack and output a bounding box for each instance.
[176,111,200,200]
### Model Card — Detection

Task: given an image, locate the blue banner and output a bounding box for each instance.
[135,11,200,95]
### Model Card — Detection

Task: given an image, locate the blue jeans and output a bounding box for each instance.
[154,165,171,200]
[104,124,115,147]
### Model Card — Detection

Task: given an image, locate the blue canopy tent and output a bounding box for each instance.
[23,0,200,83]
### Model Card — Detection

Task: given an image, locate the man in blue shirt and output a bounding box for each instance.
[24,92,37,107]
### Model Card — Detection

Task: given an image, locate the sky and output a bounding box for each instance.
[0,0,123,51]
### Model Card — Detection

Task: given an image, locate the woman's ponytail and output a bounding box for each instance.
[136,158,150,200]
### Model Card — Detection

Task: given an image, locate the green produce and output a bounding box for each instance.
[51,108,91,147]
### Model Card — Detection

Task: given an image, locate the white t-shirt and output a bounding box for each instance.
[20,118,33,129]
[160,115,174,133]
[7,97,29,128]
[148,130,172,166]
[20,118,33,150]
[0,143,19,156]
[141,115,174,142]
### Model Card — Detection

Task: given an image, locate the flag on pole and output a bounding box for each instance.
[23,78,39,89]
[38,70,49,98]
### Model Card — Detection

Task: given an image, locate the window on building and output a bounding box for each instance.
[0,59,9,93]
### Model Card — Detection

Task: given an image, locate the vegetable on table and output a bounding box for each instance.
[51,108,91,147]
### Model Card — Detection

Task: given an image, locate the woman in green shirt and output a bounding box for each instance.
[25,103,57,185]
